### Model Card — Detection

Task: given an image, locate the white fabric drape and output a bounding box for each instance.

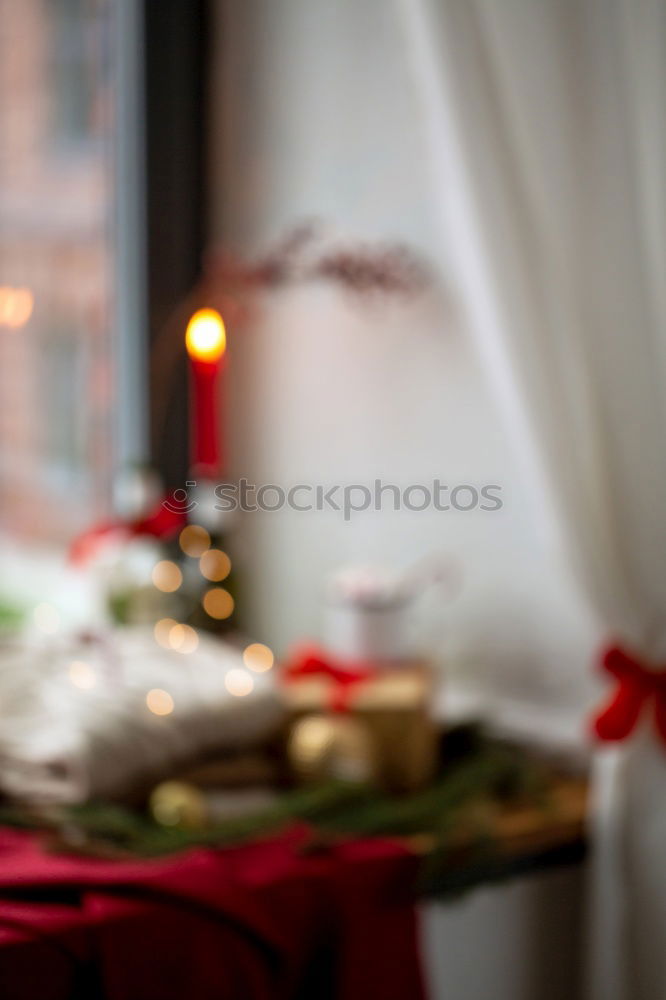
[398,0,666,997]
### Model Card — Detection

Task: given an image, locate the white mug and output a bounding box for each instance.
[324,598,411,663]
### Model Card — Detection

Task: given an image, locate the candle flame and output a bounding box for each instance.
[185,308,226,363]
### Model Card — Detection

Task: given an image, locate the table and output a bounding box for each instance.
[0,776,587,1000]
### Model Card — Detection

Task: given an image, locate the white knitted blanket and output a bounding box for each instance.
[0,627,283,804]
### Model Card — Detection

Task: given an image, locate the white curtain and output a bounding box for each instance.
[398,0,666,997]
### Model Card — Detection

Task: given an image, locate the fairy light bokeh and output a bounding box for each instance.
[0,286,34,328]
[151,560,183,593]
[243,643,274,673]
[154,618,178,648]
[202,587,234,620]
[179,525,211,558]
[168,623,199,653]
[68,660,96,690]
[199,549,231,582]
[224,668,254,697]
[146,688,175,716]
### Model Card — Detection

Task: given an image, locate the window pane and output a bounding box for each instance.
[0,0,115,542]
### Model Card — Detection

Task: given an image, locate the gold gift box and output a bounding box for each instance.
[283,662,438,792]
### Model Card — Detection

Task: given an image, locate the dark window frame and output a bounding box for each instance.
[115,0,210,490]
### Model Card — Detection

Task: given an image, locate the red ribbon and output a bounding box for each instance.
[592,644,666,743]
[283,644,378,712]
[131,496,189,539]
[69,493,187,565]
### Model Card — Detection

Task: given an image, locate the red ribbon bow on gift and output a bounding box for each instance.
[283,644,378,712]
[592,644,666,744]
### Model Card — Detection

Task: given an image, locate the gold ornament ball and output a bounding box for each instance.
[149,781,208,830]
[288,713,376,785]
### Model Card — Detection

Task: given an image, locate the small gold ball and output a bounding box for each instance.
[288,714,376,785]
[149,781,208,830]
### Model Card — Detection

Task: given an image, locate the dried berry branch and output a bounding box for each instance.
[203,223,430,297]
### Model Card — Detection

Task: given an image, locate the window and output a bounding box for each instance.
[0,0,115,541]
[0,0,209,543]
[50,0,112,150]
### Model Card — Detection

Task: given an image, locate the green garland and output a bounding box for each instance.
[0,599,24,632]
[0,735,550,868]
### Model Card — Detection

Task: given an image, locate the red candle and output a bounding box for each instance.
[185,308,227,477]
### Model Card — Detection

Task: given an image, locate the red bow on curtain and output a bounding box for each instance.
[283,645,377,712]
[592,645,666,743]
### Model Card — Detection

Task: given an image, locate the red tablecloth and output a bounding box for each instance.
[0,826,426,1000]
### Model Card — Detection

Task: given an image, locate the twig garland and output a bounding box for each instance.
[150,225,430,452]
[203,223,430,297]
